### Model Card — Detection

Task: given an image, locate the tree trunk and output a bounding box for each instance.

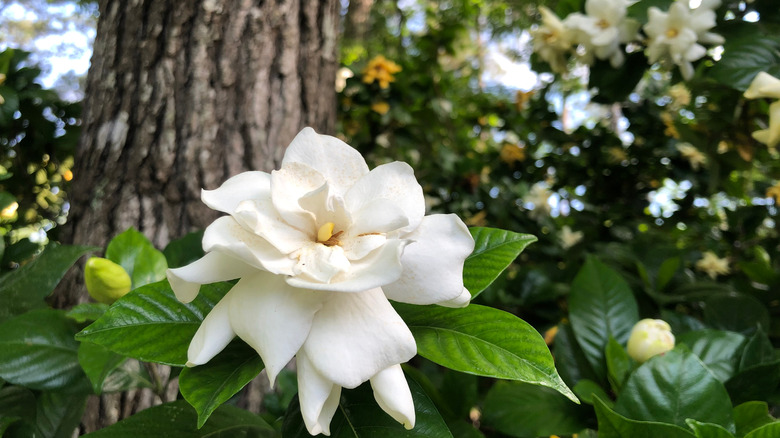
[55,0,338,431]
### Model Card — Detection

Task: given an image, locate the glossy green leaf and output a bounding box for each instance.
[725,360,780,405]
[745,423,780,438]
[734,402,775,438]
[77,281,232,366]
[686,420,736,438]
[105,228,167,289]
[656,257,680,291]
[81,399,275,437]
[0,309,86,391]
[163,230,205,269]
[179,341,265,428]
[77,341,151,395]
[605,337,633,393]
[626,0,674,23]
[553,321,600,388]
[569,258,639,380]
[482,381,588,437]
[0,243,95,323]
[704,294,770,335]
[614,349,735,432]
[65,302,108,323]
[463,227,536,298]
[738,329,776,371]
[594,397,695,438]
[710,32,780,92]
[573,379,612,407]
[282,373,453,438]
[0,386,36,427]
[677,330,746,382]
[35,391,88,438]
[394,302,577,402]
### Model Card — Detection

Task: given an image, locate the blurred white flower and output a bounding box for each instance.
[168,128,475,435]
[335,67,354,92]
[531,7,574,73]
[559,226,583,249]
[627,319,675,363]
[695,251,729,279]
[525,183,552,220]
[564,0,639,68]
[644,0,722,80]
[744,72,780,148]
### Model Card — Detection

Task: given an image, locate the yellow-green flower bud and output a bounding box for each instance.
[84,257,132,304]
[627,318,675,363]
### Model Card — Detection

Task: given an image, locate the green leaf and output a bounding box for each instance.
[614,348,735,432]
[77,281,232,366]
[738,328,776,371]
[77,341,151,395]
[725,360,780,405]
[594,397,695,438]
[35,391,88,438]
[81,399,275,437]
[745,423,780,438]
[627,0,674,23]
[553,321,600,388]
[0,386,37,427]
[686,420,736,438]
[394,302,577,402]
[573,379,612,407]
[590,53,646,103]
[463,227,536,298]
[282,373,453,438]
[105,228,168,289]
[179,341,265,428]
[656,257,680,291]
[606,337,633,393]
[709,31,780,92]
[163,230,205,269]
[0,244,95,323]
[66,302,109,323]
[734,402,775,438]
[0,309,87,391]
[568,258,639,380]
[482,381,588,437]
[704,294,770,335]
[677,330,746,382]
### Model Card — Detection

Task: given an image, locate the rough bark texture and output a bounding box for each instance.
[56,0,338,431]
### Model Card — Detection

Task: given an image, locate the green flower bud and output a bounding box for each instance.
[627,318,675,363]
[84,257,132,304]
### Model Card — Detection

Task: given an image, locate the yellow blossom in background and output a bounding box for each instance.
[0,201,18,220]
[559,225,583,249]
[661,112,680,139]
[766,182,780,203]
[667,83,691,109]
[676,142,707,170]
[363,55,402,89]
[543,325,558,345]
[695,251,730,279]
[371,101,390,115]
[608,146,628,163]
[500,143,526,165]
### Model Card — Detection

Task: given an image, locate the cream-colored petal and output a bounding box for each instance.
[437,287,472,308]
[201,171,271,214]
[297,350,342,436]
[383,214,474,305]
[270,162,324,232]
[227,272,327,385]
[202,216,296,275]
[166,251,255,303]
[303,288,417,389]
[282,127,370,196]
[745,72,780,100]
[233,199,312,254]
[187,290,235,366]
[286,239,407,292]
[345,161,425,234]
[293,244,351,284]
[370,364,415,430]
[340,234,387,260]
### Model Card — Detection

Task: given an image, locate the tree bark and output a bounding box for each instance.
[55,0,338,431]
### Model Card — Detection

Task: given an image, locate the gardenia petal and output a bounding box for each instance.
[345,161,425,234]
[282,127,370,197]
[227,272,326,384]
[233,199,312,254]
[744,72,780,100]
[340,234,387,260]
[370,364,415,430]
[270,162,325,232]
[202,216,296,275]
[201,171,270,214]
[186,293,235,366]
[383,214,474,305]
[438,288,472,308]
[167,251,256,303]
[297,350,342,436]
[302,288,417,389]
[752,100,780,148]
[293,244,351,284]
[286,239,408,292]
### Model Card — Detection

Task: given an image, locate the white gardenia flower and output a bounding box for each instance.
[531,6,574,73]
[627,319,675,363]
[525,183,552,220]
[167,128,475,435]
[643,0,723,80]
[744,72,780,100]
[695,251,730,279]
[563,0,639,68]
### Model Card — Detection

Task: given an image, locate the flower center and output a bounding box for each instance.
[666,28,679,38]
[597,19,610,29]
[317,222,343,246]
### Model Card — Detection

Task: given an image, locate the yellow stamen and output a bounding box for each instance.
[666,28,679,38]
[317,222,335,243]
